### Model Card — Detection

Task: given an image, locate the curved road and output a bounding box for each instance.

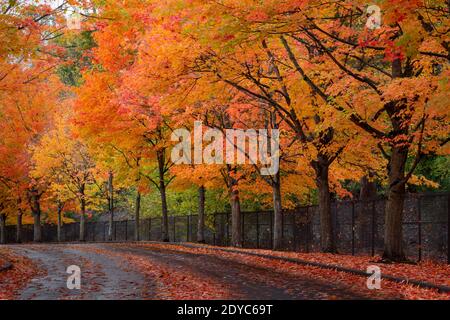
[3,243,384,300]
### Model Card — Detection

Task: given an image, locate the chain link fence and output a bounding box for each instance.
[4,192,449,263]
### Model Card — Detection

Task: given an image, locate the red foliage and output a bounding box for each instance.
[140,243,450,300]
[0,249,42,300]
[73,245,240,299]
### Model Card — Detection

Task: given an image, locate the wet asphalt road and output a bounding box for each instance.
[3,243,381,300]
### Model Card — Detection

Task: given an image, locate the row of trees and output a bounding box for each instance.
[0,0,73,243]
[0,0,448,262]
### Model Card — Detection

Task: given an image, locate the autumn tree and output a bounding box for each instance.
[161,0,448,258]
[32,114,96,241]
[264,0,450,260]
[0,0,80,241]
[74,1,177,241]
[136,0,357,252]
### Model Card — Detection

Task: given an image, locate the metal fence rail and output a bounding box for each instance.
[4,192,449,263]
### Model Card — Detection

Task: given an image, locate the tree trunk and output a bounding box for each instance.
[57,204,63,242]
[0,214,6,244]
[33,211,41,242]
[226,165,242,247]
[157,149,170,242]
[381,58,410,262]
[272,172,283,250]
[197,185,205,243]
[107,171,114,241]
[29,192,42,242]
[16,212,22,243]
[359,174,377,251]
[28,189,42,242]
[134,191,141,241]
[230,188,242,247]
[314,159,336,253]
[360,174,377,200]
[383,146,408,261]
[79,196,86,242]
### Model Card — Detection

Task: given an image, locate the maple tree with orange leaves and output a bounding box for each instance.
[0,0,448,267]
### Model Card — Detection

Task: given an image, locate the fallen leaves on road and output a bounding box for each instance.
[244,248,450,288]
[0,254,8,268]
[0,248,42,300]
[72,245,240,300]
[137,243,450,300]
[194,246,450,289]
[3,243,449,300]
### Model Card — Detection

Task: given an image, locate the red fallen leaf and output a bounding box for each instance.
[139,243,450,300]
[0,248,42,300]
[181,244,450,288]
[72,245,240,300]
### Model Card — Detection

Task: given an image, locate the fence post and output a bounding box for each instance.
[241,213,245,247]
[148,217,152,241]
[125,220,128,241]
[281,210,284,248]
[334,202,338,251]
[371,201,376,257]
[305,206,309,253]
[114,221,117,241]
[418,195,422,262]
[447,194,450,264]
[226,212,230,246]
[269,210,273,249]
[292,213,296,251]
[256,211,259,249]
[213,214,216,246]
[351,201,355,256]
[186,215,190,242]
[173,216,176,242]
